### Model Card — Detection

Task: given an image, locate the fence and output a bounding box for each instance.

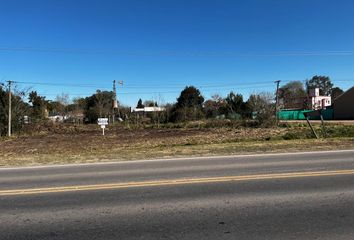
[278,109,333,120]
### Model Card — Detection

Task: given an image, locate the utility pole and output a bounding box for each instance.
[7,80,12,137]
[112,80,117,124]
[274,80,281,123]
[117,80,123,120]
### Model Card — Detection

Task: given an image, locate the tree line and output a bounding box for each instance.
[0,75,345,135]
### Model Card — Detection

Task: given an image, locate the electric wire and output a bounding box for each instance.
[2,47,354,57]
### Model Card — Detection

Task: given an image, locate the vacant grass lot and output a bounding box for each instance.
[0,122,353,167]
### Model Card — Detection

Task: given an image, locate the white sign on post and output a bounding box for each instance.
[98,118,108,125]
[97,118,109,135]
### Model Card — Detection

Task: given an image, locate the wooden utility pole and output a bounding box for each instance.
[7,80,12,137]
[112,80,117,124]
[274,80,281,123]
[112,80,124,123]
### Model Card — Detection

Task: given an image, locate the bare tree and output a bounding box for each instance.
[55,93,70,117]
[247,92,275,127]
[154,94,166,128]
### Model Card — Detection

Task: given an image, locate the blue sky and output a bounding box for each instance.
[1,0,353,106]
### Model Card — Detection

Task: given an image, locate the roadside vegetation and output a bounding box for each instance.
[0,76,352,167]
[0,121,353,167]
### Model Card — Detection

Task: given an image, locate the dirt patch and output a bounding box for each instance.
[0,124,353,167]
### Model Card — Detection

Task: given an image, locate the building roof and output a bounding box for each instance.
[333,86,354,102]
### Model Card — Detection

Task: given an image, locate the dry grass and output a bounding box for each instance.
[0,124,353,167]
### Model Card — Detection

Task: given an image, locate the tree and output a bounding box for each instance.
[176,86,204,108]
[136,98,144,108]
[154,94,167,127]
[204,99,218,119]
[278,81,307,109]
[95,90,112,117]
[0,84,30,135]
[84,90,114,123]
[170,86,204,122]
[28,91,48,120]
[64,97,86,124]
[67,97,85,114]
[225,92,247,118]
[247,92,275,127]
[331,87,344,100]
[204,95,221,118]
[55,93,70,116]
[306,76,333,96]
[47,101,65,116]
[279,81,306,99]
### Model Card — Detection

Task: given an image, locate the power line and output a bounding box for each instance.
[12,79,299,90]
[12,81,274,91]
[12,78,353,97]
[37,84,275,97]
[12,78,352,89]
[14,81,109,89]
[2,47,354,57]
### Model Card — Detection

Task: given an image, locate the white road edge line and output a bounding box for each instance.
[1,149,353,171]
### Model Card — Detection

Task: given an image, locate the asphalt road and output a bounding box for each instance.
[1,150,354,240]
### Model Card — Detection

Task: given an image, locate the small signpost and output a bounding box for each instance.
[97,118,109,136]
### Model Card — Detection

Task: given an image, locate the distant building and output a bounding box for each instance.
[279,88,331,110]
[47,112,84,124]
[333,86,354,120]
[308,88,331,110]
[48,115,67,123]
[23,116,30,124]
[131,107,166,113]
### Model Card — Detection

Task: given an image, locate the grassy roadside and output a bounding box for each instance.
[0,123,353,167]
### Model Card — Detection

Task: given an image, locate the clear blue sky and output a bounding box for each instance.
[1,0,353,106]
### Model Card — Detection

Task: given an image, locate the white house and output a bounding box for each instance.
[131,107,166,113]
[309,88,331,110]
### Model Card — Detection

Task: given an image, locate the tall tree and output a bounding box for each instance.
[278,81,307,109]
[0,85,8,134]
[55,93,70,116]
[47,101,65,116]
[279,81,306,99]
[176,86,204,108]
[0,84,30,135]
[84,90,114,123]
[170,86,204,122]
[247,92,275,126]
[204,94,226,118]
[306,76,333,96]
[136,98,144,108]
[225,92,246,118]
[28,91,48,120]
[67,97,86,114]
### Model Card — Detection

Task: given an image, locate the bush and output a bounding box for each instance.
[325,125,354,138]
[282,131,314,140]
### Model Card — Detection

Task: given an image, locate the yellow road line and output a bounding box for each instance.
[1,169,354,196]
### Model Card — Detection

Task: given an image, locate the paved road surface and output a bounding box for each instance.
[1,150,354,239]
